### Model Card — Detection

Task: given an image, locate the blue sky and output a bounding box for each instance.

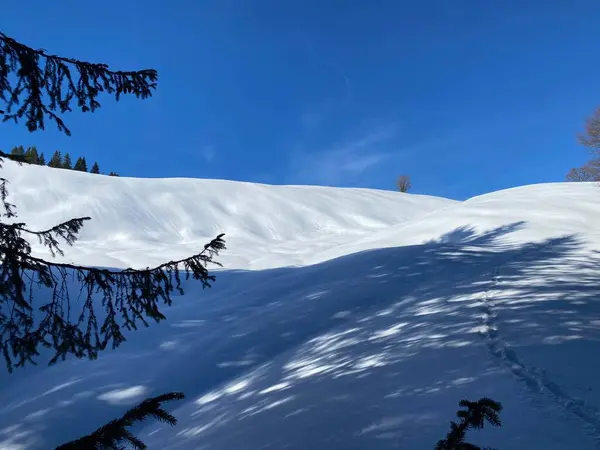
[2,0,600,199]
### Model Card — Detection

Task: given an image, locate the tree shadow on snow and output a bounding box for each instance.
[1,221,600,449]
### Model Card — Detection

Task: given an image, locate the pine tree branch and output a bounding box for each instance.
[14,217,91,235]
[0,151,25,217]
[0,32,154,77]
[435,398,502,450]
[16,232,226,275]
[0,32,158,135]
[0,233,226,371]
[55,392,185,450]
[10,217,91,257]
[0,177,16,218]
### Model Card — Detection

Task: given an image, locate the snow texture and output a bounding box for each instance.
[1,161,600,449]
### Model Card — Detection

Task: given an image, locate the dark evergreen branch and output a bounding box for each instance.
[435,397,502,450]
[0,32,158,136]
[0,177,16,218]
[0,150,25,217]
[20,232,226,275]
[55,392,185,449]
[13,217,91,257]
[0,233,226,371]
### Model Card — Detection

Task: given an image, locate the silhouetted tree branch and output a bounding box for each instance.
[0,207,225,371]
[55,392,185,450]
[435,397,502,450]
[0,32,157,135]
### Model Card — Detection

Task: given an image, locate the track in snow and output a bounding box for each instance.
[478,265,600,446]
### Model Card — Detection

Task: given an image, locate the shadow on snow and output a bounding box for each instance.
[1,221,600,449]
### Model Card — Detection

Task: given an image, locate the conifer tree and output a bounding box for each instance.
[108,171,120,176]
[62,152,73,169]
[74,156,88,172]
[10,145,25,157]
[48,150,63,168]
[26,146,40,164]
[0,31,224,448]
[38,152,46,165]
[91,161,100,174]
[435,397,502,450]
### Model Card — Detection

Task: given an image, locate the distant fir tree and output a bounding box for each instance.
[90,161,100,174]
[62,153,73,169]
[108,171,120,176]
[0,31,223,448]
[10,145,25,157]
[48,150,63,168]
[10,146,41,165]
[73,156,88,172]
[435,397,502,450]
[25,146,40,164]
[38,152,46,165]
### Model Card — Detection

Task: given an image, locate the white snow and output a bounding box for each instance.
[1,162,455,270]
[1,161,600,449]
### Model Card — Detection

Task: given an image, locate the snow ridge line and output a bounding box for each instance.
[478,266,600,444]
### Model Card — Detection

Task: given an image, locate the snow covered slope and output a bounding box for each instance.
[308,182,600,264]
[1,163,600,450]
[2,161,456,270]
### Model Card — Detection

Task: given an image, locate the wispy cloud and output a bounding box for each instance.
[288,125,398,186]
[201,145,216,162]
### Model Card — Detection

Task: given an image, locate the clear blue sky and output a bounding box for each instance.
[3,0,600,199]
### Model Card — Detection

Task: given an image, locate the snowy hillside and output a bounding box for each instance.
[1,162,600,449]
[2,161,456,270]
